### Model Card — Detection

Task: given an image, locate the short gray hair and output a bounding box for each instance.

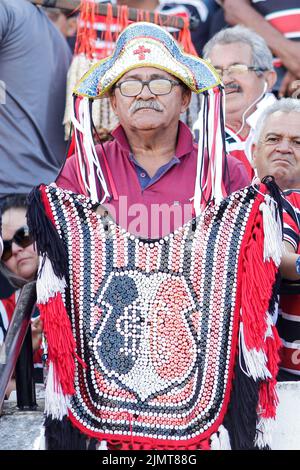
[253,98,300,144]
[203,25,274,73]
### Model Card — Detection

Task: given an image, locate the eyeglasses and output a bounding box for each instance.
[2,226,33,262]
[213,64,268,77]
[114,78,180,97]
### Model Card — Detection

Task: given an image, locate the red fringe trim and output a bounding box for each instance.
[75,0,97,58]
[258,380,278,420]
[258,325,282,419]
[177,17,198,56]
[238,184,281,420]
[39,293,77,396]
[239,187,277,352]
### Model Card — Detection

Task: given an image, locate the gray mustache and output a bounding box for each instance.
[130,100,163,113]
[225,83,241,91]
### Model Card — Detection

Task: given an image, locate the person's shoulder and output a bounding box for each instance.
[283,189,300,209]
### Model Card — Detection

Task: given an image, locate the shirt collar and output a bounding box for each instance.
[111,121,194,158]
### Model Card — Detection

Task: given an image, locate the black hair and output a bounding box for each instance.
[0,193,34,289]
[0,193,28,215]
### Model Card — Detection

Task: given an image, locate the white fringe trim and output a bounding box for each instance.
[210,425,231,450]
[37,256,66,304]
[97,440,108,450]
[71,96,111,203]
[239,322,272,381]
[255,417,276,449]
[259,195,283,267]
[44,361,70,420]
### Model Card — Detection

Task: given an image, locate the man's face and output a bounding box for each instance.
[208,42,268,119]
[252,111,300,190]
[109,67,191,134]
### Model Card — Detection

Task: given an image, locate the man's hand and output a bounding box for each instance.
[279,41,300,79]
[278,71,299,98]
[31,317,43,351]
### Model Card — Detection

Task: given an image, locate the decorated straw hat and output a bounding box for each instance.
[74,22,221,98]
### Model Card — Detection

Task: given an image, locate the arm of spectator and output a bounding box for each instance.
[278,71,298,99]
[280,241,300,281]
[0,3,9,43]
[220,0,300,83]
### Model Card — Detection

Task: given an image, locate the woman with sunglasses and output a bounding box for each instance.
[0,194,43,393]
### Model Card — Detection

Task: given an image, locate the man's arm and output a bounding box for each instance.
[0,2,10,43]
[220,0,300,95]
[280,241,300,281]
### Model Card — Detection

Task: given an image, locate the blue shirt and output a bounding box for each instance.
[129,154,180,190]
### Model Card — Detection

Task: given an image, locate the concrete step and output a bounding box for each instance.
[0,385,44,450]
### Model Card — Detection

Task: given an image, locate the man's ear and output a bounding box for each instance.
[265,69,277,92]
[109,90,118,116]
[251,142,258,169]
[181,89,192,113]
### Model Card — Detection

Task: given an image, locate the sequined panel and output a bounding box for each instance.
[45,186,255,445]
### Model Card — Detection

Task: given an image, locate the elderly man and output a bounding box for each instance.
[252,98,300,381]
[202,25,277,180]
[58,32,249,239]
[29,22,281,450]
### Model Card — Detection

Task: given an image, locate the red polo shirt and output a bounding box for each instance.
[57,121,250,238]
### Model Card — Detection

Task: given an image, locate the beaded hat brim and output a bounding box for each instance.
[73,22,221,98]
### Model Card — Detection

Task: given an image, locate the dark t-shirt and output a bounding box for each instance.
[0,0,72,196]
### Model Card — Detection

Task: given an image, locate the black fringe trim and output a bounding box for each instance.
[261,175,283,229]
[27,186,67,279]
[223,350,260,450]
[268,270,281,318]
[45,415,89,450]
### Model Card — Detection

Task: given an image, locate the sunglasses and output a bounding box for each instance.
[2,226,33,262]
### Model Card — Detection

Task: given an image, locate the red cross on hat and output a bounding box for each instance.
[133,45,151,60]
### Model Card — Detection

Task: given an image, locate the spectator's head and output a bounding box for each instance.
[74,22,221,135]
[203,26,277,132]
[0,195,38,288]
[252,98,300,190]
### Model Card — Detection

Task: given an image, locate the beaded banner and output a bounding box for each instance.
[30,184,281,449]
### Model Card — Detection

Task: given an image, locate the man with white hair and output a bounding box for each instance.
[202,25,277,180]
[252,98,300,380]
